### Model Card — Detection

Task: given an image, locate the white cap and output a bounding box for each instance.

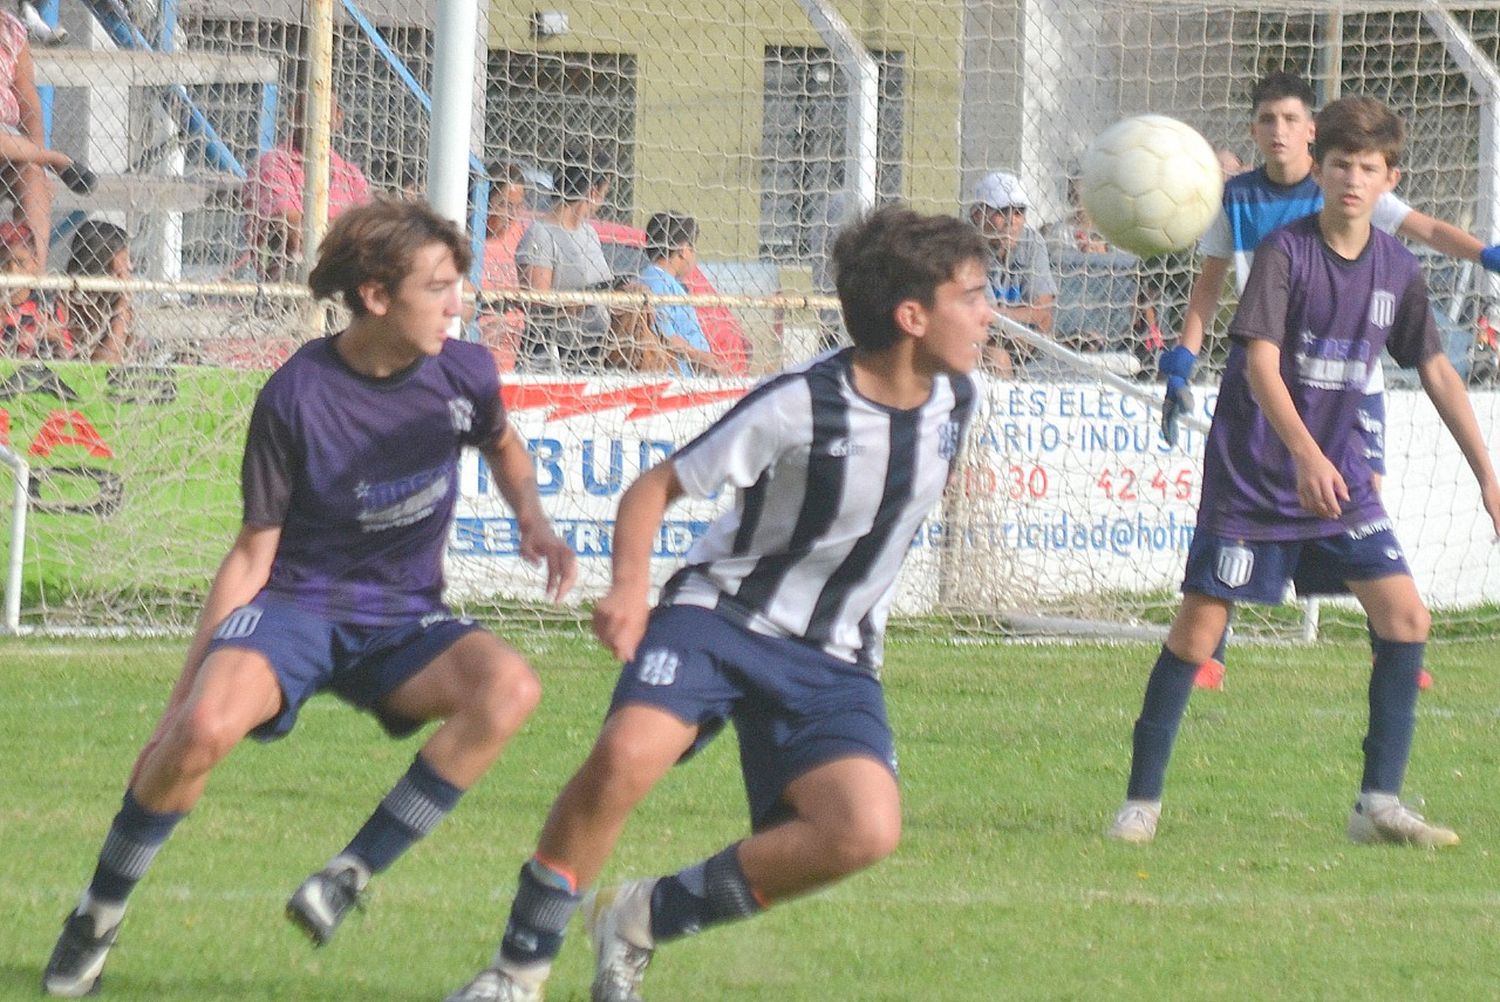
[973,170,1029,210]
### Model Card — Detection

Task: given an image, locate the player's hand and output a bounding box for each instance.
[1481,245,1500,273]
[1293,450,1349,519]
[519,522,577,604]
[1480,478,1500,539]
[592,585,651,663]
[1158,344,1196,446]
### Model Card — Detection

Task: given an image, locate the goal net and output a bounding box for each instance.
[4,0,1499,643]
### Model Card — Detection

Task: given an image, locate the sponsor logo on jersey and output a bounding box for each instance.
[1215,544,1255,589]
[355,466,451,532]
[1369,290,1395,329]
[213,605,263,641]
[637,648,680,686]
[448,397,475,435]
[825,437,861,458]
[938,420,962,460]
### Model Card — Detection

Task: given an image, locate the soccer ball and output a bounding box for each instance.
[1078,115,1223,259]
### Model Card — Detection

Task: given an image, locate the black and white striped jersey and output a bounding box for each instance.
[662,348,981,669]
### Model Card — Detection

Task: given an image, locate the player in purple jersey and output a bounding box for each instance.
[443,206,993,1002]
[1108,98,1500,848]
[1161,71,1500,690]
[43,198,576,998]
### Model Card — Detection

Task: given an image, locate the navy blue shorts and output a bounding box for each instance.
[1358,392,1386,477]
[204,597,485,741]
[608,605,896,832]
[1182,519,1411,604]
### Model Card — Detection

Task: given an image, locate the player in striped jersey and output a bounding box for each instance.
[1161,71,1500,690]
[444,206,994,1002]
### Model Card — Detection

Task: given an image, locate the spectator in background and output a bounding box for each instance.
[63,218,132,362]
[478,162,531,371]
[0,221,69,357]
[243,89,371,282]
[640,212,732,376]
[1215,145,1246,180]
[0,8,94,267]
[969,170,1056,377]
[516,162,669,371]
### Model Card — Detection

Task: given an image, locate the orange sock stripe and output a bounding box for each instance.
[530,852,579,894]
[750,883,770,910]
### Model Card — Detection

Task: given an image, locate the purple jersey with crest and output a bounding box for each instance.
[241,335,506,625]
[1199,215,1441,541]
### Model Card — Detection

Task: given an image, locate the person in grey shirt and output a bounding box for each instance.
[516,164,616,368]
[968,170,1056,377]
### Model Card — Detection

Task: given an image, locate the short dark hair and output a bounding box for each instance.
[832,205,986,352]
[1250,71,1316,112]
[1314,96,1405,167]
[645,212,697,261]
[555,161,610,201]
[308,196,471,315]
[67,220,129,276]
[487,161,526,188]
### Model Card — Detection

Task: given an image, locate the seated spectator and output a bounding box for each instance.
[62,218,132,362]
[0,9,93,268]
[969,170,1056,377]
[640,212,732,376]
[242,89,370,281]
[516,162,670,371]
[0,221,69,357]
[478,161,531,371]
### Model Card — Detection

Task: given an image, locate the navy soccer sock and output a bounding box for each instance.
[499,857,581,968]
[1125,647,1199,801]
[87,789,185,905]
[342,753,463,875]
[1361,635,1425,794]
[649,842,763,943]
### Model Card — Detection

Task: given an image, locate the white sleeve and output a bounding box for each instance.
[1198,209,1232,258]
[671,381,803,499]
[1372,191,1412,235]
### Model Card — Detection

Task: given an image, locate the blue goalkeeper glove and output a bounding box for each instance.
[1481,245,1500,273]
[1159,344,1196,447]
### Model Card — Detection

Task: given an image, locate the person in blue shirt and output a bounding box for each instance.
[638,212,732,376]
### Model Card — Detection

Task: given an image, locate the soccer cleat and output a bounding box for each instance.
[585,880,655,1002]
[42,909,119,997]
[1106,800,1161,844]
[441,968,542,1002]
[286,859,367,946]
[1348,794,1459,848]
[1193,658,1225,690]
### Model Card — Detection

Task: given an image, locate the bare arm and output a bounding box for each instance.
[14,46,42,143]
[479,421,576,602]
[1243,338,1348,519]
[1398,211,1484,263]
[1417,352,1500,537]
[997,294,1054,335]
[592,461,684,661]
[1179,255,1231,355]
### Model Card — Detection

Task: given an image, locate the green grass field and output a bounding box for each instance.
[5,632,1500,1001]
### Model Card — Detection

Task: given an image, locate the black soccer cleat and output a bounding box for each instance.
[43,909,119,997]
[286,862,366,947]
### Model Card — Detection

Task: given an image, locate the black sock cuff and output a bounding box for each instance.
[704,842,761,922]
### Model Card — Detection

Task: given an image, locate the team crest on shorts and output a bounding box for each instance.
[1215,544,1255,589]
[1368,290,1395,330]
[938,420,962,460]
[637,648,680,686]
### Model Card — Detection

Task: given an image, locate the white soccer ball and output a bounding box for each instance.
[1078,115,1223,259]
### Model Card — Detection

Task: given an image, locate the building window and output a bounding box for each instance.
[760,46,904,262]
[486,51,637,221]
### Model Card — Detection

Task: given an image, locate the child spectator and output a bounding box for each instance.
[63,219,131,362]
[640,212,731,376]
[0,221,68,357]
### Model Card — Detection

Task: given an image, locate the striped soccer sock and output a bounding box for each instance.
[649,842,764,943]
[342,753,464,875]
[86,789,186,907]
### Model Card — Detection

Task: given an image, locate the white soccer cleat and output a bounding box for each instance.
[442,967,542,1002]
[1107,799,1161,844]
[584,879,656,1002]
[1348,793,1459,848]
